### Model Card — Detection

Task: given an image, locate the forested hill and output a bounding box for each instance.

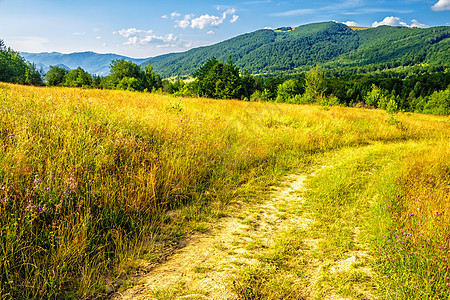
[143,22,450,78]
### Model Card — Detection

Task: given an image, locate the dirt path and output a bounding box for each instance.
[112,170,375,300]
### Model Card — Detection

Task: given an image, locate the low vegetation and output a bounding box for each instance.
[0,82,448,299]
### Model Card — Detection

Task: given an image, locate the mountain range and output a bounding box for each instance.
[21,22,450,78]
[20,51,151,75]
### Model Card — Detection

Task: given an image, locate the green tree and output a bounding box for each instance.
[64,67,92,87]
[304,65,325,102]
[276,79,302,102]
[0,39,42,85]
[108,59,143,90]
[423,87,450,115]
[117,77,140,91]
[364,84,388,108]
[143,64,162,91]
[193,56,242,99]
[386,96,399,114]
[45,66,68,86]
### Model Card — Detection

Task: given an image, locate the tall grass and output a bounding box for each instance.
[297,140,449,299]
[0,83,448,298]
[372,143,450,299]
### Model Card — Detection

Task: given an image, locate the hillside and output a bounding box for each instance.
[144,22,450,77]
[19,22,450,78]
[20,51,151,75]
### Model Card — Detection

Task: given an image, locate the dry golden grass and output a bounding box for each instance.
[0,83,448,298]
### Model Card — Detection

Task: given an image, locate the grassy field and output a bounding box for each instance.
[0,83,448,299]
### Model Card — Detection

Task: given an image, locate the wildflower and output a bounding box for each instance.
[409,213,414,216]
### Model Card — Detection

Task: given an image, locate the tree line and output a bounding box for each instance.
[0,39,448,116]
[0,40,42,85]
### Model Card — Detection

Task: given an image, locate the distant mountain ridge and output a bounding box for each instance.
[143,22,450,77]
[20,51,151,75]
[21,22,450,78]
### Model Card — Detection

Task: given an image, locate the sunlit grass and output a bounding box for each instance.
[0,83,448,298]
[372,143,450,299]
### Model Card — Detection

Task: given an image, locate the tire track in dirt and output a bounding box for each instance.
[112,168,375,300]
[112,173,309,299]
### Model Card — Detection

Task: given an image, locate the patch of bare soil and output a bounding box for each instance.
[111,174,308,300]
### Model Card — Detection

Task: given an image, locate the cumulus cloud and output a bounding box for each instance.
[170,8,239,30]
[432,0,450,11]
[175,14,193,29]
[372,16,408,27]
[342,21,359,27]
[372,16,429,28]
[410,19,429,28]
[207,30,215,35]
[190,14,224,29]
[114,28,180,46]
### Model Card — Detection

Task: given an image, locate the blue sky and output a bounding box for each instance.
[1,0,449,58]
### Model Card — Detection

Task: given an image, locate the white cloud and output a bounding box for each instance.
[170,8,239,30]
[432,0,450,11]
[161,15,168,19]
[191,14,224,29]
[372,16,408,27]
[114,28,180,46]
[96,36,102,40]
[224,8,237,15]
[410,19,429,28]
[207,30,215,35]
[73,32,86,36]
[342,21,359,26]
[230,15,239,23]
[372,16,429,28]
[175,14,193,29]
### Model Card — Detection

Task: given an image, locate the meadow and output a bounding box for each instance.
[0,83,448,299]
